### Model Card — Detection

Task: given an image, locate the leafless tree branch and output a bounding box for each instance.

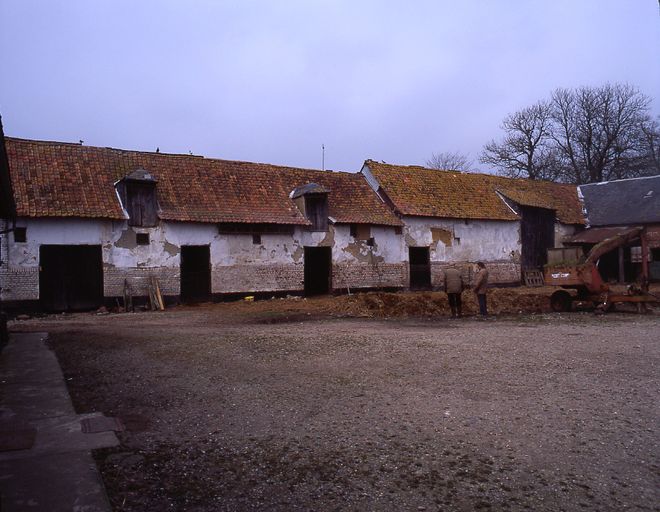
[426,151,474,172]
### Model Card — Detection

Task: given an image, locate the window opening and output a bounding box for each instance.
[350,224,371,240]
[14,227,27,243]
[136,233,150,245]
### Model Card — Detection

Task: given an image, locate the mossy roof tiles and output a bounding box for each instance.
[364,160,584,225]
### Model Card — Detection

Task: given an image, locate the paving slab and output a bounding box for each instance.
[0,451,112,511]
[0,332,117,511]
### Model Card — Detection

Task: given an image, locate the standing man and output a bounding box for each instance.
[473,262,489,316]
[444,267,464,318]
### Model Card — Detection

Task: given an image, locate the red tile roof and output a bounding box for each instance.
[4,138,402,227]
[364,160,584,225]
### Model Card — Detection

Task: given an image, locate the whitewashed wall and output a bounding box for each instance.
[0,217,406,302]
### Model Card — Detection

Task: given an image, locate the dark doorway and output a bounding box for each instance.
[304,246,331,296]
[409,247,431,289]
[181,245,211,303]
[520,206,555,270]
[39,245,103,311]
[595,245,636,283]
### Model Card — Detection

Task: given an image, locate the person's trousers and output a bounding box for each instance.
[448,293,462,316]
[477,293,488,316]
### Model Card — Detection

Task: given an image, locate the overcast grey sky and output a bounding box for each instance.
[1,1,658,172]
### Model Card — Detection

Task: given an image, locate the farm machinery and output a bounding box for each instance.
[544,227,659,312]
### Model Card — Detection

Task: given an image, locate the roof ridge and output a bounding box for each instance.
[366,158,576,187]
[581,174,660,187]
[6,137,206,159]
[6,136,357,173]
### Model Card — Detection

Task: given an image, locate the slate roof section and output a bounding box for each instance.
[566,226,640,244]
[363,160,584,225]
[578,175,660,227]
[5,138,402,227]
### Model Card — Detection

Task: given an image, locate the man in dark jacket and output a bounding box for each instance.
[444,267,464,318]
[473,262,489,316]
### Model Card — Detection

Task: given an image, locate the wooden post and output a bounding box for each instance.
[618,246,625,283]
[641,229,649,285]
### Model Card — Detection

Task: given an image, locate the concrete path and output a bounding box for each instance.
[0,332,119,511]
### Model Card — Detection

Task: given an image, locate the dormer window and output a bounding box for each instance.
[117,169,159,227]
[290,183,330,232]
[304,194,328,231]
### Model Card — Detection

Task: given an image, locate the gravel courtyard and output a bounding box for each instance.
[16,297,660,511]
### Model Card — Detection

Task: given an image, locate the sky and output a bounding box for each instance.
[1,0,659,173]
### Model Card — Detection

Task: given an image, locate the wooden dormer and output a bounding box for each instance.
[116,169,159,227]
[290,183,330,232]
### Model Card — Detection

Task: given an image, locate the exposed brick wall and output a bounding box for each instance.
[431,260,520,289]
[1,258,520,304]
[333,262,407,290]
[486,261,521,284]
[103,267,180,297]
[213,264,304,293]
[0,267,39,301]
[647,225,660,249]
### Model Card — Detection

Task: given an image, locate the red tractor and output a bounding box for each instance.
[544,227,659,312]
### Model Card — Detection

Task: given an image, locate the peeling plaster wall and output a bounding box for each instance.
[1,217,408,301]
[555,223,579,248]
[332,225,401,264]
[331,224,406,289]
[403,216,520,262]
[402,216,522,286]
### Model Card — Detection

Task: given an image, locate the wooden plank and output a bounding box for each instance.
[523,270,545,287]
[152,277,165,311]
[607,294,659,303]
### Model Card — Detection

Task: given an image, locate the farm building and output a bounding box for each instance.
[567,175,660,283]
[0,130,404,311]
[1,121,593,312]
[361,160,585,288]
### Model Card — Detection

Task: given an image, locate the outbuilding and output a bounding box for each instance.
[0,132,403,311]
[360,160,584,288]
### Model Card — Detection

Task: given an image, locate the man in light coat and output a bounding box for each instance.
[473,262,489,316]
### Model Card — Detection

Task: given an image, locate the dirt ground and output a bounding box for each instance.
[10,289,660,511]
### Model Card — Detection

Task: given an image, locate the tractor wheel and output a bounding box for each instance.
[550,290,572,312]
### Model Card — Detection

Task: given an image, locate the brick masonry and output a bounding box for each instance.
[431,261,521,289]
[1,259,519,303]
[646,225,660,249]
[0,267,39,301]
[333,262,407,290]
[213,264,304,294]
[104,267,180,297]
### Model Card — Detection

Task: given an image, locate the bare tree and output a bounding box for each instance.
[426,151,474,172]
[550,84,653,184]
[481,83,657,184]
[640,116,660,175]
[480,101,560,180]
